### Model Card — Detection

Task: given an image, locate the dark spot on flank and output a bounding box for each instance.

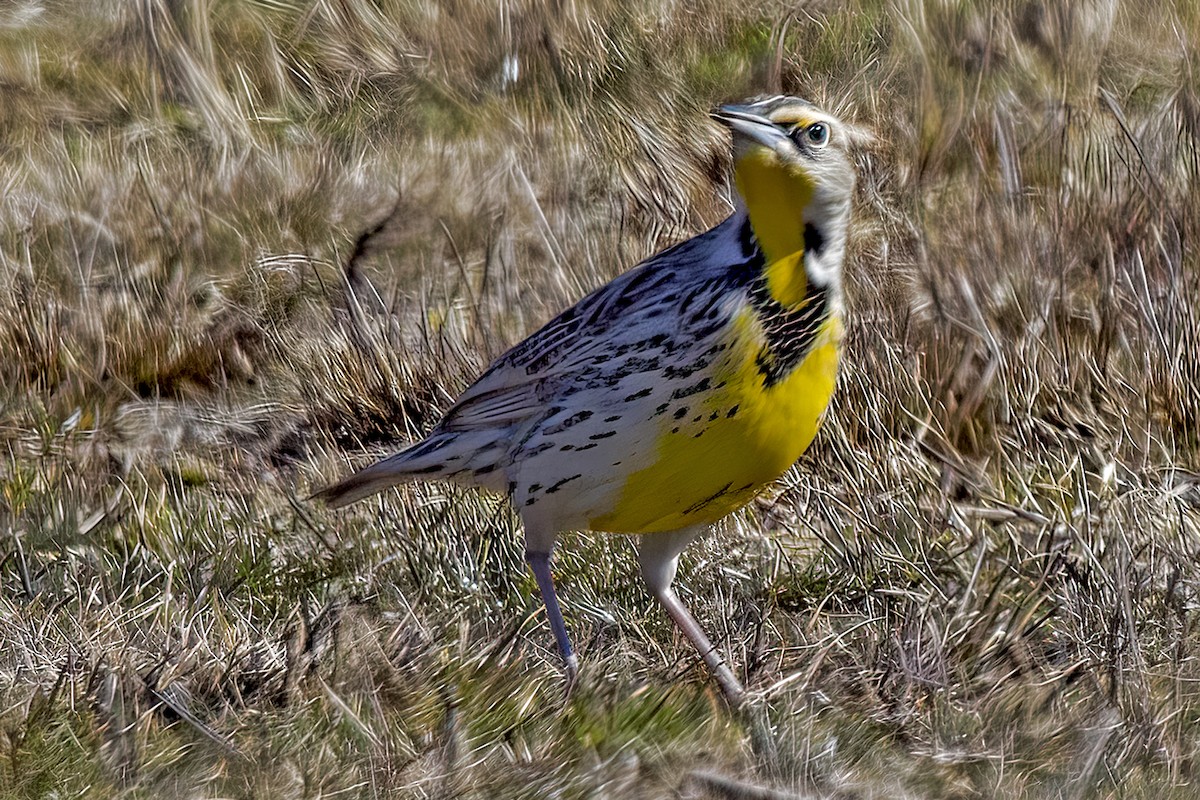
[546,474,583,493]
[612,461,622,466]
[410,464,445,475]
[671,377,712,400]
[673,407,689,420]
[560,444,574,451]
[529,483,543,493]
[671,427,680,433]
[693,431,704,437]
[662,359,708,379]
[546,410,593,433]
[683,482,734,515]
[624,388,653,402]
[474,464,496,475]
[575,443,598,451]
[709,411,720,421]
[524,498,537,506]
[655,403,670,415]
[604,415,622,422]
[619,357,661,373]
[589,430,618,440]
[692,415,703,423]
[726,405,740,418]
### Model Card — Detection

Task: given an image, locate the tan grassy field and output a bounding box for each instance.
[2,0,1199,796]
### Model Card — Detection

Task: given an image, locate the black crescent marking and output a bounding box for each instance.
[735,219,830,387]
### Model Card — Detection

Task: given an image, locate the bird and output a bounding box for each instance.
[313,95,856,704]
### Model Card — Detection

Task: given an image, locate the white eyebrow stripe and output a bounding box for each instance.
[750,95,786,108]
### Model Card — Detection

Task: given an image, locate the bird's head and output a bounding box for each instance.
[713,96,857,288]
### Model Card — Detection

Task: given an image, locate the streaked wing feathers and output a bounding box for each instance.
[436,381,546,432]
[431,214,751,436]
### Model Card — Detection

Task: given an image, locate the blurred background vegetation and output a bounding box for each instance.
[1,0,1199,796]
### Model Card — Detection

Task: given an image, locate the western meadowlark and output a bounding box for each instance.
[314,95,856,704]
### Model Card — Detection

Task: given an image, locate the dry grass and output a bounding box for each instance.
[2,0,1200,797]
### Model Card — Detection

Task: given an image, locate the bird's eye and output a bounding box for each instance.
[805,122,830,148]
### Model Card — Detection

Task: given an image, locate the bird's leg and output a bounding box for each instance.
[639,528,746,706]
[652,584,745,703]
[525,549,579,684]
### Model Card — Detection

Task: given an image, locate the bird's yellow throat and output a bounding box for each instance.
[734,147,817,308]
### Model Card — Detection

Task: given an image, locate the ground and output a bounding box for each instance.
[2,1,1199,797]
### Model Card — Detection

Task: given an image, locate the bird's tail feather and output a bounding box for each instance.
[311,432,504,509]
[311,452,423,509]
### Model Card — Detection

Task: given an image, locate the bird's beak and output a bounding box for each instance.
[711,104,790,150]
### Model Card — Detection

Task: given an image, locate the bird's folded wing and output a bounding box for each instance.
[435,379,548,432]
[430,214,747,435]
[432,323,646,433]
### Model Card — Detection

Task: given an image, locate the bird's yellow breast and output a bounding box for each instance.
[589,312,841,534]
